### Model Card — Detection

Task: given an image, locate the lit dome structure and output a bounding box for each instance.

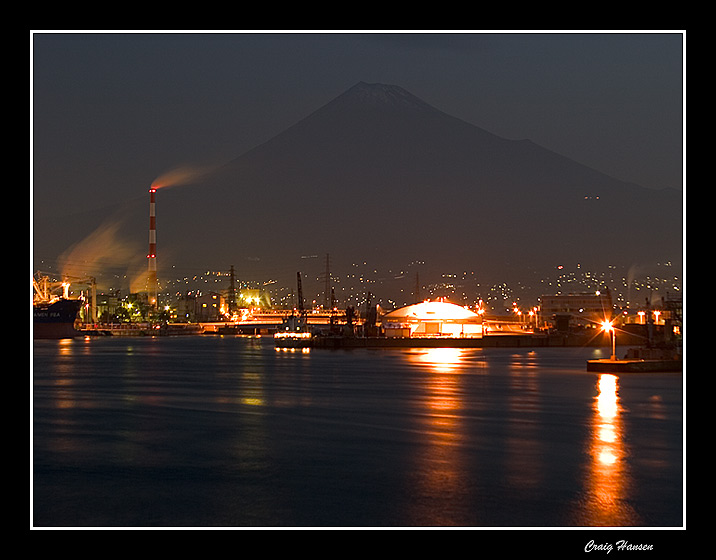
[382,300,483,338]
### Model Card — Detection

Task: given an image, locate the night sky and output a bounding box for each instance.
[31,31,684,295]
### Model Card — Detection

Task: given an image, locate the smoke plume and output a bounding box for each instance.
[58,219,139,282]
[151,165,214,190]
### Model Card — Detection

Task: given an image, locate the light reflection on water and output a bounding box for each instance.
[407,347,465,373]
[32,337,682,527]
[579,373,640,526]
[403,347,467,525]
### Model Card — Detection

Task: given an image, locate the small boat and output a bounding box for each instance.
[274,313,312,348]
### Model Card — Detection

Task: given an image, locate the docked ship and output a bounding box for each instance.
[274,313,312,348]
[33,273,82,339]
[274,272,312,348]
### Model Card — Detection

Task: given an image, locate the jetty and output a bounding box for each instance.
[586,347,682,373]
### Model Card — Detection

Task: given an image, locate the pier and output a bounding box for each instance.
[585,358,682,373]
[311,333,548,348]
[586,346,682,373]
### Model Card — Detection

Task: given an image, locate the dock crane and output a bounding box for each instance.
[33,271,97,323]
[296,271,305,315]
[33,272,69,303]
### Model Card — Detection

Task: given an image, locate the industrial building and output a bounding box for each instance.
[382,300,483,338]
[540,290,613,331]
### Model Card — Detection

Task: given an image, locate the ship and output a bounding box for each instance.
[33,273,82,339]
[274,271,312,349]
[34,298,82,339]
[274,313,312,348]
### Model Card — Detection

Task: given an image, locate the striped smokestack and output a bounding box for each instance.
[147,187,157,307]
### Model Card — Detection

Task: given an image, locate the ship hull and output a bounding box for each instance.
[274,333,312,348]
[33,299,82,339]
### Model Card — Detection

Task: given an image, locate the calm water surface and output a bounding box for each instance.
[32,336,683,527]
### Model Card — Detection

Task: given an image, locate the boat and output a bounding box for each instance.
[274,271,312,349]
[33,273,82,339]
[274,313,312,348]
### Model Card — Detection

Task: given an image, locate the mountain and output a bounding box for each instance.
[39,82,682,302]
[160,82,681,283]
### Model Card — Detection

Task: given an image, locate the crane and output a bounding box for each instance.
[296,271,305,314]
[33,271,97,323]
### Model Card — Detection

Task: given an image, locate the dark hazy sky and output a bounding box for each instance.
[31,31,684,248]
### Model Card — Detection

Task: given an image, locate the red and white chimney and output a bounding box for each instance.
[147,187,158,307]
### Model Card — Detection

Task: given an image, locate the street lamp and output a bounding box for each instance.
[601,319,617,361]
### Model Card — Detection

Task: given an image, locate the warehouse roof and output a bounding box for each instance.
[383,300,479,321]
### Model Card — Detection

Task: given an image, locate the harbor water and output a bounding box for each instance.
[32,335,683,528]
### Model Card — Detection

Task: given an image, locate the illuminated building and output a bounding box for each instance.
[382,300,483,338]
[540,290,613,331]
[193,292,224,322]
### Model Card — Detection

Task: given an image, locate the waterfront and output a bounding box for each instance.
[32,336,683,528]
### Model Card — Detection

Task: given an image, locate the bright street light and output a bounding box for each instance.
[601,319,617,361]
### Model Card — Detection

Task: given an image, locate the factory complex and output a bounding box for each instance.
[34,186,681,353]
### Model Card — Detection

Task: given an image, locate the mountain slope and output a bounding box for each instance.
[42,81,681,297]
[164,81,681,278]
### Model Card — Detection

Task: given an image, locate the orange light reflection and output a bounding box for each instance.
[579,373,640,525]
[410,347,463,374]
[403,347,470,525]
